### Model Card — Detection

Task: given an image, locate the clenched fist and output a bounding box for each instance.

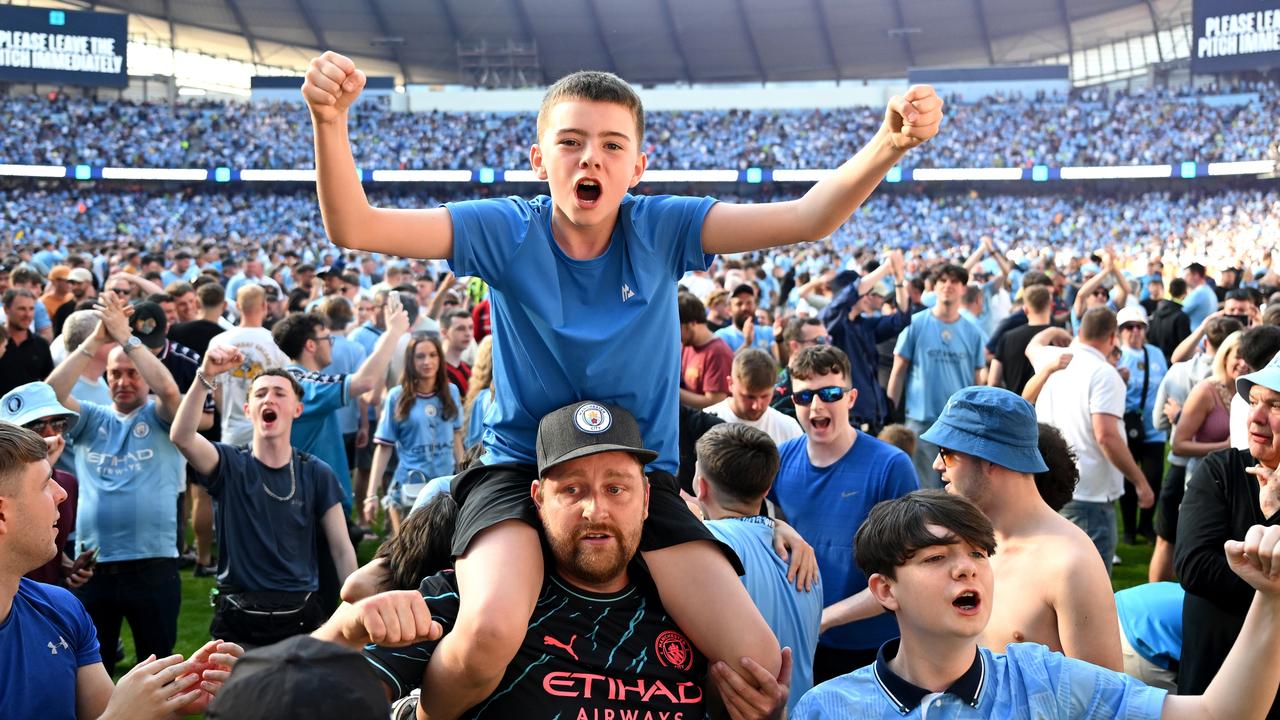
[302,51,367,124]
[883,85,944,152]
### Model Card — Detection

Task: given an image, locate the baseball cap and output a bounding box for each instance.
[0,382,78,426]
[1238,354,1280,401]
[535,401,658,477]
[729,283,757,298]
[48,265,70,281]
[316,265,338,277]
[128,301,168,349]
[68,268,93,283]
[1116,306,1149,327]
[920,386,1048,474]
[206,635,389,720]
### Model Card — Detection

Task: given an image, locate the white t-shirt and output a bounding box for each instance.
[1032,343,1127,503]
[706,399,804,449]
[207,325,291,446]
[1231,392,1250,451]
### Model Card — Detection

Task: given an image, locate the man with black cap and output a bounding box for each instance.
[922,385,1122,670]
[315,401,788,719]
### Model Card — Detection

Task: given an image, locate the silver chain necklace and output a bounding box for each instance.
[262,451,296,503]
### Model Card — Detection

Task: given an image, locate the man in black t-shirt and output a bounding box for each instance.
[313,401,788,719]
[170,347,356,646]
[988,285,1057,395]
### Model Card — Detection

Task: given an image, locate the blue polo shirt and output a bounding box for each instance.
[0,579,100,720]
[715,324,776,354]
[68,400,185,562]
[770,433,918,651]
[286,365,353,510]
[447,193,715,474]
[1117,344,1168,444]
[793,640,1167,719]
[707,515,822,713]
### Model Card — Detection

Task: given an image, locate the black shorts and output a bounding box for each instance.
[1154,464,1186,541]
[451,462,744,575]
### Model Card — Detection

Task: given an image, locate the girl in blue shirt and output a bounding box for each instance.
[370,334,463,535]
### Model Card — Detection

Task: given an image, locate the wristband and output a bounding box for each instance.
[195,371,216,392]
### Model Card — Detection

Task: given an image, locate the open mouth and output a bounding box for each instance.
[262,408,279,424]
[952,590,981,614]
[810,416,832,431]
[575,179,602,206]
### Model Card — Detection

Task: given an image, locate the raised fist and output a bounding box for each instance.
[302,51,367,124]
[883,85,944,152]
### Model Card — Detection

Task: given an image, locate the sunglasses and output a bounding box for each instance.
[938,447,960,468]
[1119,323,1145,332]
[312,335,336,346]
[25,418,69,435]
[792,386,849,406]
[799,336,830,346]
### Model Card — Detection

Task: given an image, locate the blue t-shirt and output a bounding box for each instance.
[793,641,1167,719]
[196,443,345,592]
[1118,344,1169,444]
[1115,582,1184,671]
[1183,285,1217,330]
[68,400,185,562]
[447,194,716,474]
[0,579,100,720]
[286,365,353,510]
[324,335,369,435]
[375,385,463,484]
[894,311,986,423]
[770,433,918,651]
[410,474,454,514]
[464,387,492,449]
[707,516,822,713]
[714,324,776,354]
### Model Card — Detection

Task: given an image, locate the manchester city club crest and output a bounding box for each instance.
[4,396,22,414]
[574,403,611,434]
[941,329,953,343]
[655,630,694,672]
[132,422,150,439]
[425,404,438,418]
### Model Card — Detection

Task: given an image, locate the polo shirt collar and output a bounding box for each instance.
[873,639,986,714]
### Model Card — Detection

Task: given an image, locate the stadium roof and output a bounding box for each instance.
[80,0,1191,86]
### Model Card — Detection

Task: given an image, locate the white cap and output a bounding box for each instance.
[1116,306,1149,327]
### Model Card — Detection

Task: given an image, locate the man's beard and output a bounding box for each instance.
[544,520,638,586]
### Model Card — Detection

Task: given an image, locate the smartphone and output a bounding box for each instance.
[70,547,98,574]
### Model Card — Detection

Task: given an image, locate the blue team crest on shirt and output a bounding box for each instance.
[132,422,150,439]
[4,395,21,414]
[425,404,438,418]
[574,404,611,434]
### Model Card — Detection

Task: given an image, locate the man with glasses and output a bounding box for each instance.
[770,344,917,684]
[1115,307,1169,547]
[822,250,908,435]
[921,385,1123,670]
[0,381,91,590]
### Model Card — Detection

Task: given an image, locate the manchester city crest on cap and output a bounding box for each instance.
[574,403,611,434]
[5,396,22,414]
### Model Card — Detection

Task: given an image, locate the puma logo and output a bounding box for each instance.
[543,633,579,661]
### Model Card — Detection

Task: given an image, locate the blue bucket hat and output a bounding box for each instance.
[1237,355,1280,401]
[0,382,78,427]
[920,386,1048,474]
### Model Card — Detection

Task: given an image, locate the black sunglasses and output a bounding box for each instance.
[792,386,849,406]
[25,418,69,435]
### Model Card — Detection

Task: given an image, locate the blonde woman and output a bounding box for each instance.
[1173,331,1247,480]
[463,335,494,451]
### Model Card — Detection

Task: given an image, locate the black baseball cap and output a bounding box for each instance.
[206,635,389,720]
[729,282,757,298]
[536,401,657,476]
[128,301,168,349]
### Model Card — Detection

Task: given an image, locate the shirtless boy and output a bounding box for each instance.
[922,385,1121,669]
[302,51,942,718]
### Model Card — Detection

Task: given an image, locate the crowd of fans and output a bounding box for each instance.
[1,80,1278,171]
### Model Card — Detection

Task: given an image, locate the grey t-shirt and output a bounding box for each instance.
[196,443,344,592]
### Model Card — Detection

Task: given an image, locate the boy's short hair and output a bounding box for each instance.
[788,345,851,383]
[695,423,779,507]
[1078,307,1117,342]
[1205,315,1244,350]
[783,316,823,344]
[1168,278,1188,298]
[442,309,470,331]
[251,368,305,400]
[1239,325,1280,371]
[0,422,48,495]
[855,490,997,581]
[732,349,776,391]
[272,312,326,360]
[678,292,707,325]
[877,424,917,458]
[1022,285,1051,313]
[197,281,225,309]
[935,264,970,285]
[537,70,645,144]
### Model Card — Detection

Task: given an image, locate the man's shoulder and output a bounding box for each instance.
[16,577,81,614]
